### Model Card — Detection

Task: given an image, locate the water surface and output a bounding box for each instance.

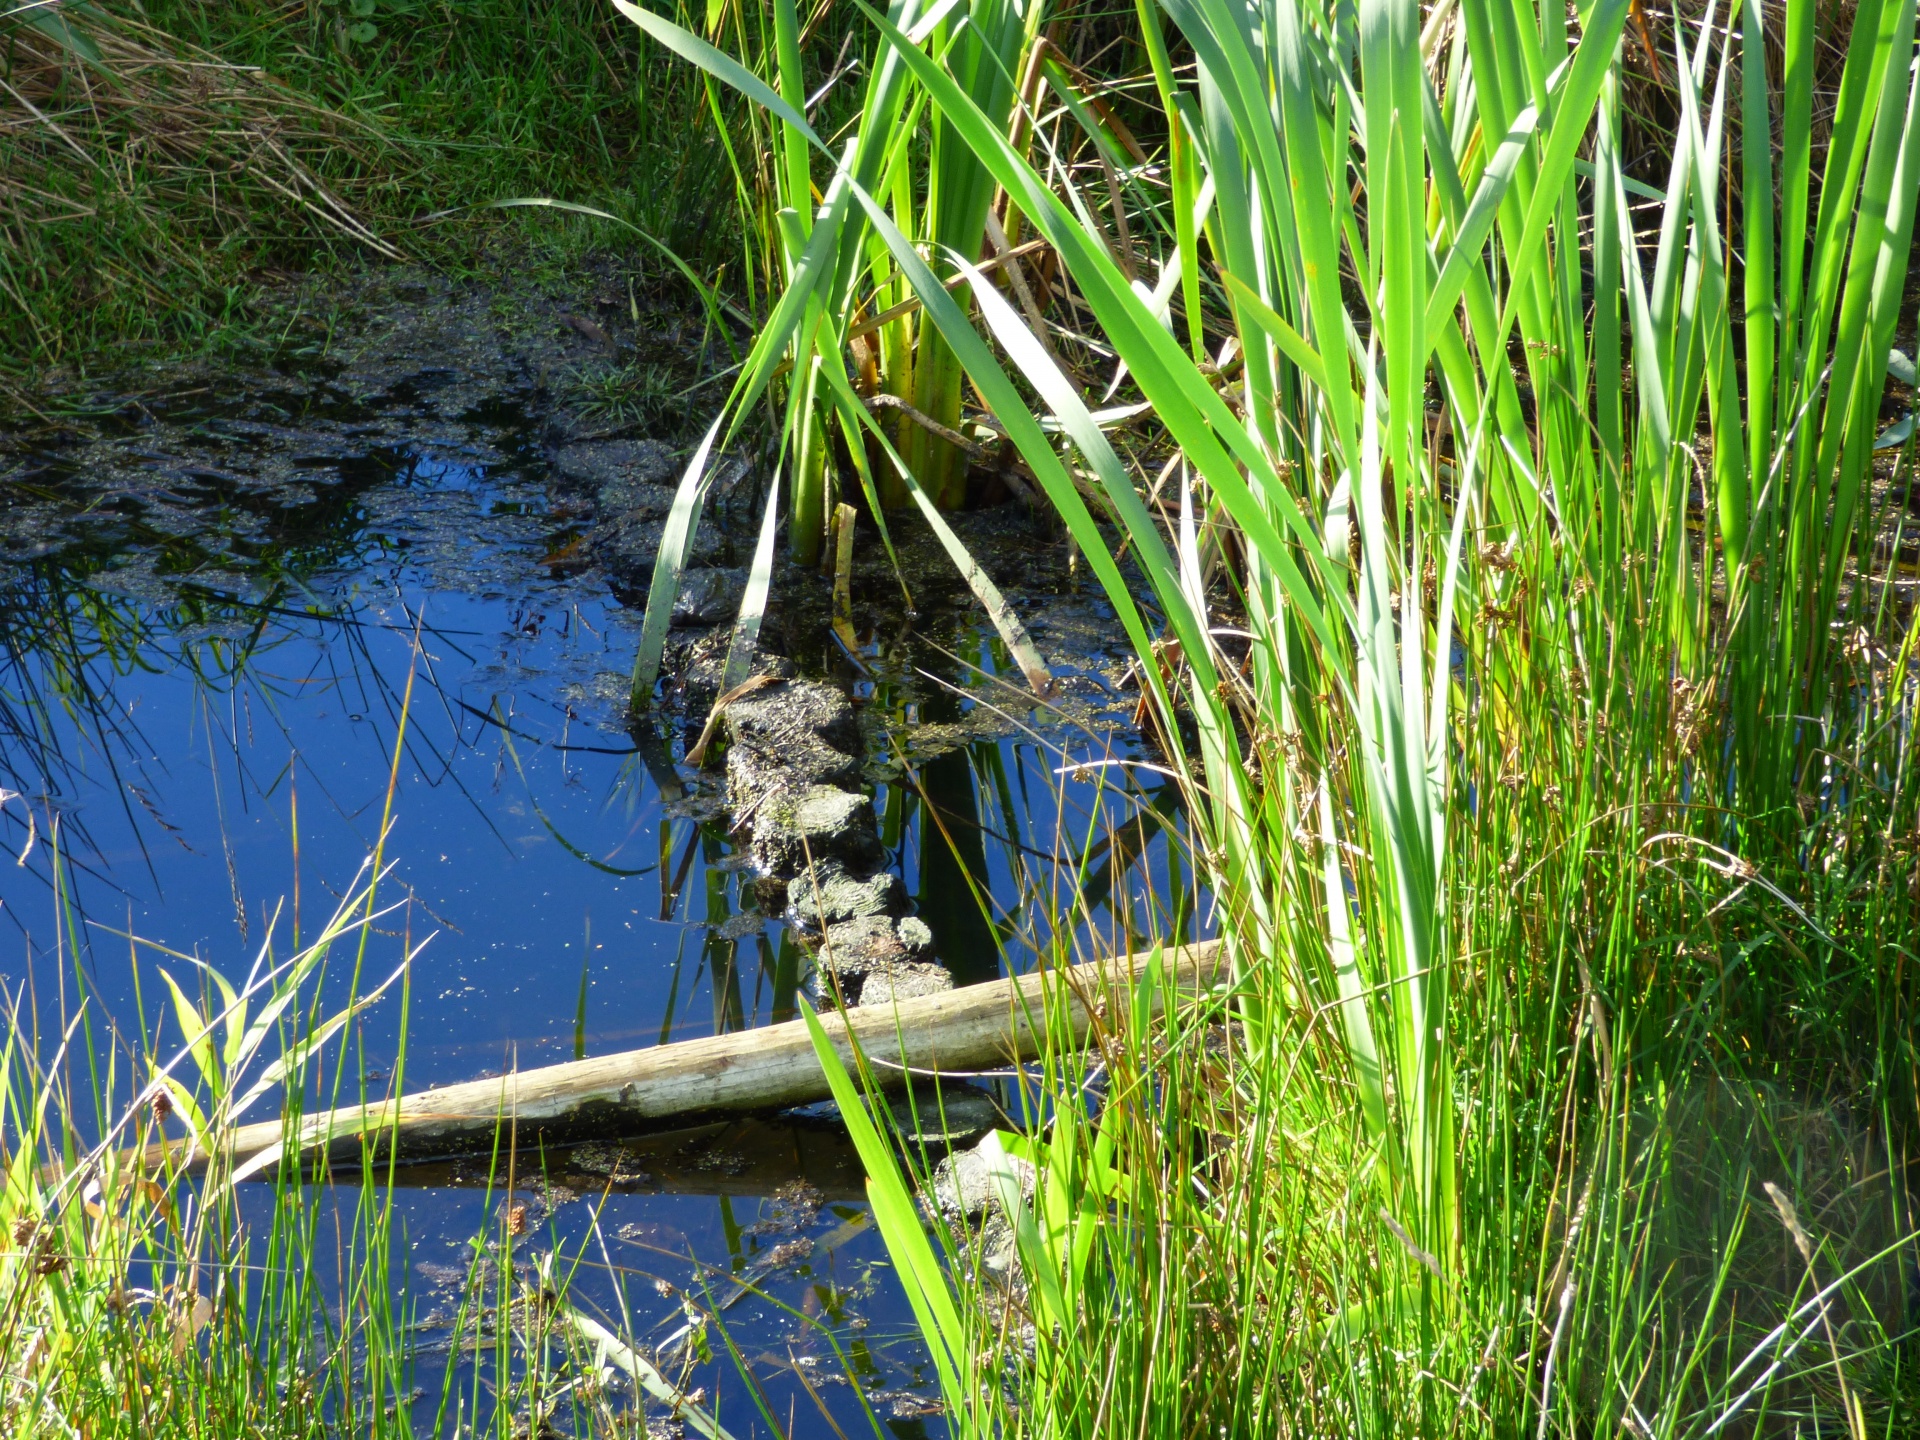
[0,374,1197,1433]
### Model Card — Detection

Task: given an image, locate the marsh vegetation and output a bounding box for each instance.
[5,0,1920,1433]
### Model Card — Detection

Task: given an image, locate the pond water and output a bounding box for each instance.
[0,371,1198,1434]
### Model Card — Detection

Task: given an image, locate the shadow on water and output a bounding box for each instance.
[0,373,1203,1430]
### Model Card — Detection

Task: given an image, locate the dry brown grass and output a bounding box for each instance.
[1614,0,1855,191]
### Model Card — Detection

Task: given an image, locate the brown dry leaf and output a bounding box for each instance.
[684,673,781,768]
[171,1293,213,1358]
[14,1331,47,1378]
[830,503,861,659]
[541,532,589,568]
[563,314,613,350]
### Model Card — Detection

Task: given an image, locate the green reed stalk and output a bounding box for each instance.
[718,0,1920,1429]
[0,857,417,1438]
[615,0,1045,561]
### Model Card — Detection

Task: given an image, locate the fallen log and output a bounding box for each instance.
[152,939,1225,1176]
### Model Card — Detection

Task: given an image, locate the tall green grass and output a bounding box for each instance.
[632,0,1920,1429]
[611,0,1074,573]
[0,843,414,1437]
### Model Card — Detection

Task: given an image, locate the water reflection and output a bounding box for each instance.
[0,379,1205,1431]
[912,748,1003,987]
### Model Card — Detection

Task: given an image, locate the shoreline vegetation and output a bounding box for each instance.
[619,0,1920,1428]
[0,0,738,382]
[5,0,1920,1434]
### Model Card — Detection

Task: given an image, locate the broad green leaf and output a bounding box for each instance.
[159,969,219,1094]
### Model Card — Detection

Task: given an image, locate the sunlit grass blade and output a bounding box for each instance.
[630,412,724,707]
[798,998,973,1425]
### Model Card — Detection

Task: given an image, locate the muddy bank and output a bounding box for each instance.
[4,242,1146,716]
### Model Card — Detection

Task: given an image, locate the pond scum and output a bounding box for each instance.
[7,0,1920,1434]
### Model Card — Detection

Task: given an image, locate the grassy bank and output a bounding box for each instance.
[0,0,743,376]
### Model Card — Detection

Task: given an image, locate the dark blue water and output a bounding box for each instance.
[0,396,1197,1434]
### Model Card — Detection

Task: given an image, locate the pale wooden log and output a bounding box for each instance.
[151,940,1224,1175]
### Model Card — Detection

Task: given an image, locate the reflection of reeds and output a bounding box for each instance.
[2,555,262,866]
[1635,1079,1917,1383]
[0,1,399,366]
[0,552,429,919]
[0,565,183,882]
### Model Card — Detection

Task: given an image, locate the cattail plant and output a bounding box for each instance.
[630,0,1920,1427]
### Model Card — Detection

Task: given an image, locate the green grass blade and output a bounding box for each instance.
[630,413,723,707]
[798,999,972,1419]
